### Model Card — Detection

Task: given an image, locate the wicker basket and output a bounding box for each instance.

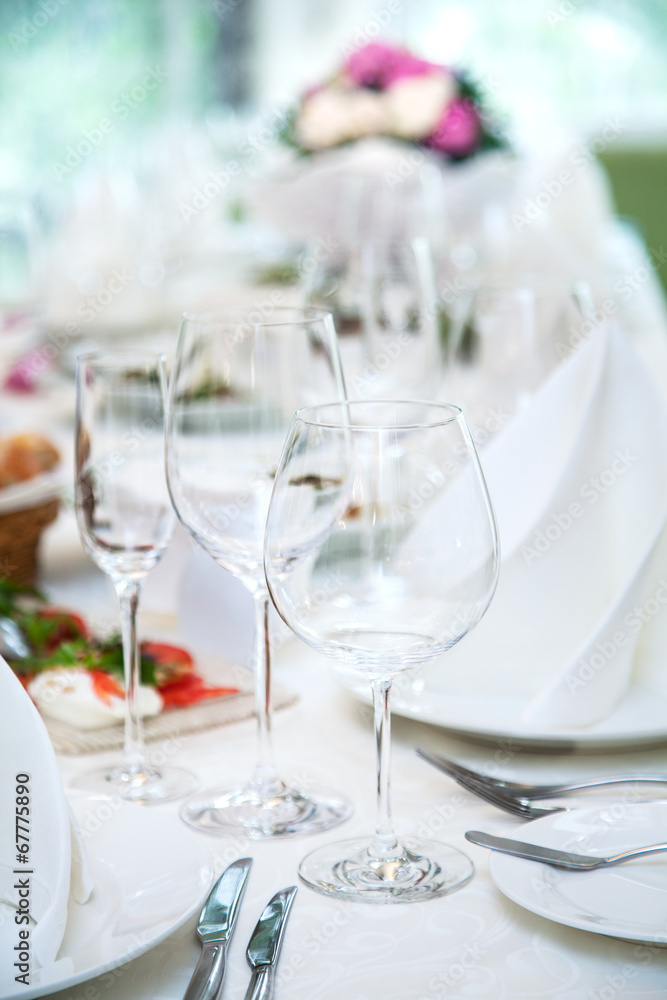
[0,498,60,585]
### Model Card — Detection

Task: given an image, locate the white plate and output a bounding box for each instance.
[488,802,667,944]
[338,666,667,748]
[6,796,213,1000]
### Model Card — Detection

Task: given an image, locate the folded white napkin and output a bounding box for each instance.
[0,659,93,992]
[428,322,667,729]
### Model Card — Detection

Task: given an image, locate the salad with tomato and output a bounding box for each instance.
[2,581,239,728]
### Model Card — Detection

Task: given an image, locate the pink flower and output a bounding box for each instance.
[3,356,39,393]
[345,42,438,90]
[384,51,440,85]
[425,98,481,158]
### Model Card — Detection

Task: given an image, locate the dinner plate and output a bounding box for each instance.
[6,795,213,1000]
[388,682,667,749]
[488,802,667,944]
[336,663,667,748]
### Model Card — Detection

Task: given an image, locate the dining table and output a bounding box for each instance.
[4,212,667,1000]
[15,500,667,1000]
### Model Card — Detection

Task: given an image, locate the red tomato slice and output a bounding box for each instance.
[158,673,239,709]
[38,607,89,652]
[90,669,125,705]
[140,641,194,685]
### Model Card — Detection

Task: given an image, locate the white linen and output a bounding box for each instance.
[0,658,93,992]
[421,322,667,729]
[0,470,65,515]
[247,136,518,244]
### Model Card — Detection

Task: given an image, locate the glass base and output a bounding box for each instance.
[298,836,474,902]
[180,781,353,839]
[70,764,199,804]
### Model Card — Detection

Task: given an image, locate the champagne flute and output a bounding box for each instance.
[265,400,499,900]
[166,307,352,838]
[73,351,197,803]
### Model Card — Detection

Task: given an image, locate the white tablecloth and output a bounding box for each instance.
[7,199,667,998]
[30,524,667,1000]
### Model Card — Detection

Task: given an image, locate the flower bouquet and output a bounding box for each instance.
[248,41,513,242]
[282,41,506,162]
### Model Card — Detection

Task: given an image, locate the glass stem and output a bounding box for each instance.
[370,678,399,858]
[115,578,147,778]
[250,594,283,795]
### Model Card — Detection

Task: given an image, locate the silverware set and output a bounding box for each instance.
[183,751,667,992]
[464,829,667,869]
[184,858,296,1000]
[417,746,667,866]
[416,746,667,819]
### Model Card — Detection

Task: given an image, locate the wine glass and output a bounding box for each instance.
[264,400,499,900]
[438,279,593,434]
[166,306,352,838]
[303,238,443,401]
[73,351,197,803]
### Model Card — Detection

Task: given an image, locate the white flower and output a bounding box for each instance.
[296,89,354,150]
[345,91,388,139]
[384,71,456,140]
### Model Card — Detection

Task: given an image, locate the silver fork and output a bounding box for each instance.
[416,747,667,801]
[416,748,564,819]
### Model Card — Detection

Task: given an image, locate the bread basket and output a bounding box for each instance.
[0,494,60,585]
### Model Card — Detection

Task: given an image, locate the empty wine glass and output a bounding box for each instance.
[166,306,352,838]
[303,238,443,401]
[438,280,593,433]
[73,351,197,803]
[265,400,499,900]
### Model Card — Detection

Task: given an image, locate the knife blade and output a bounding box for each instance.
[465,831,607,869]
[183,857,253,1000]
[244,886,298,1000]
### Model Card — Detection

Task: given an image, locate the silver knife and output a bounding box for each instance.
[183,857,253,1000]
[465,831,667,870]
[243,886,298,1000]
